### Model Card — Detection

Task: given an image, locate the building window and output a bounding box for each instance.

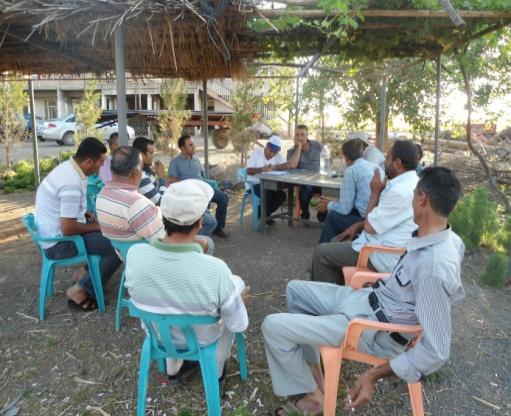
[207,98,215,111]
[45,100,57,119]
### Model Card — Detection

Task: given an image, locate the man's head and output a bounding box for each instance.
[413,167,461,223]
[108,133,120,153]
[348,132,369,150]
[385,140,419,179]
[342,139,364,164]
[132,136,155,167]
[110,146,142,185]
[74,137,107,176]
[264,135,282,160]
[294,124,309,146]
[160,179,214,237]
[178,134,195,157]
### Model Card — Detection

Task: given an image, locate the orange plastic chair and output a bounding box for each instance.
[293,187,322,220]
[320,270,424,416]
[343,244,406,286]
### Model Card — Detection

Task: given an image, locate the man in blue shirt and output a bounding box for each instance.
[317,139,381,243]
[168,134,230,238]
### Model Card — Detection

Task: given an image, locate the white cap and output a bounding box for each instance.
[347,131,369,144]
[160,179,214,226]
[267,135,283,150]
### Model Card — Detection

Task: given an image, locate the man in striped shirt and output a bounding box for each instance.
[125,179,248,381]
[96,146,213,254]
[263,167,464,415]
[132,136,217,237]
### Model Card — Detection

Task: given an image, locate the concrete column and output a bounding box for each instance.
[146,94,152,110]
[101,93,107,110]
[56,82,64,117]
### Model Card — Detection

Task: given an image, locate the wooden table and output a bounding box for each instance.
[257,169,342,233]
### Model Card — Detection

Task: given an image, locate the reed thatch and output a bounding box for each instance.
[0,0,257,80]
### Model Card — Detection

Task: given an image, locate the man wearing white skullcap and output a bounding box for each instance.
[125,179,250,384]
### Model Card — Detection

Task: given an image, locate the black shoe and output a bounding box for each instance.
[212,228,229,238]
[167,361,200,385]
[266,219,276,226]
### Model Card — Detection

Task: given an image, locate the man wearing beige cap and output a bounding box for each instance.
[125,179,249,384]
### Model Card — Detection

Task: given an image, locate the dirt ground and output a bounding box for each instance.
[0,145,510,416]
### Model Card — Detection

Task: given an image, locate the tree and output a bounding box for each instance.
[74,81,102,142]
[0,77,28,168]
[157,79,191,154]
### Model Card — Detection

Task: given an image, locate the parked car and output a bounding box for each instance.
[42,112,136,146]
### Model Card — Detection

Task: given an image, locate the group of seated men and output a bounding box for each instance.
[33,130,465,413]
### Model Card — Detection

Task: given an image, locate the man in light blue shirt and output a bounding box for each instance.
[168,134,230,238]
[317,139,380,243]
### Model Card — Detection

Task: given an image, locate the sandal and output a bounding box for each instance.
[274,398,323,416]
[67,295,98,312]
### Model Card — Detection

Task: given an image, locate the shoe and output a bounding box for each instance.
[67,295,98,312]
[266,219,276,226]
[168,361,200,385]
[212,228,229,238]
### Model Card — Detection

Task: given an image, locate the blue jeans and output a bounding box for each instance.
[44,231,121,298]
[198,210,217,237]
[318,209,363,244]
[211,189,229,230]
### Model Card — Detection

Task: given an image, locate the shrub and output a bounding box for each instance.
[481,253,509,288]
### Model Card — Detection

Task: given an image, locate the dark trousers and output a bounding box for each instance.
[210,189,229,230]
[44,231,121,298]
[253,184,287,217]
[318,209,363,244]
[299,185,322,220]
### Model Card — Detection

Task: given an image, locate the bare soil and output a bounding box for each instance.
[0,147,509,416]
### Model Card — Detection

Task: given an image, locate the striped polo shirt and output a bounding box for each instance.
[96,182,164,241]
[286,140,323,172]
[125,240,248,345]
[139,166,167,206]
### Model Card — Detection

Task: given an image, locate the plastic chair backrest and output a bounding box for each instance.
[128,301,219,359]
[203,178,218,190]
[110,239,148,261]
[236,167,248,183]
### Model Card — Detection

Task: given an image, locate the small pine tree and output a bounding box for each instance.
[74,81,102,142]
[481,253,509,288]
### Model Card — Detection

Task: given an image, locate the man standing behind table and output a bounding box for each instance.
[96,146,214,254]
[245,135,302,225]
[317,138,382,243]
[168,134,229,238]
[133,136,217,237]
[98,133,120,183]
[35,137,121,312]
[286,125,324,221]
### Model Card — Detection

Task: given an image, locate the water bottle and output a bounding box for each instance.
[320,145,331,176]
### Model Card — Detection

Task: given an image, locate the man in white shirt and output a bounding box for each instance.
[246,135,289,225]
[98,132,119,183]
[35,137,121,311]
[311,140,419,285]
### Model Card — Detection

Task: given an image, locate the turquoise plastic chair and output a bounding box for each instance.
[237,167,284,230]
[203,178,219,190]
[128,300,248,416]
[109,239,148,331]
[87,174,104,214]
[22,213,105,320]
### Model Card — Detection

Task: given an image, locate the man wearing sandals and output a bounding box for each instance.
[262,167,465,415]
[35,137,121,312]
[125,179,249,384]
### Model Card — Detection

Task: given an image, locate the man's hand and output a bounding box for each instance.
[241,286,251,306]
[262,165,273,173]
[333,222,362,241]
[317,197,330,214]
[345,370,377,410]
[194,237,209,253]
[370,168,387,195]
[154,160,166,178]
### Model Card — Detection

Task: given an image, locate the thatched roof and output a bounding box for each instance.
[0,0,256,80]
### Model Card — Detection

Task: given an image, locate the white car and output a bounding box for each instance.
[42,113,136,146]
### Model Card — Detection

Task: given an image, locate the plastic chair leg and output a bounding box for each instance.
[136,337,152,416]
[408,382,425,416]
[251,195,260,231]
[46,266,55,298]
[198,344,221,416]
[39,262,53,320]
[115,272,127,331]
[240,194,247,225]
[320,346,344,416]
[235,332,248,381]
[87,255,105,313]
[156,357,166,374]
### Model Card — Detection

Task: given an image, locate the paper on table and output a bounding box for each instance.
[263,171,290,176]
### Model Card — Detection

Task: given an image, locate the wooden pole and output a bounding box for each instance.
[434,54,441,166]
[202,79,209,178]
[378,76,387,152]
[28,79,40,188]
[114,25,128,146]
[294,75,300,129]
